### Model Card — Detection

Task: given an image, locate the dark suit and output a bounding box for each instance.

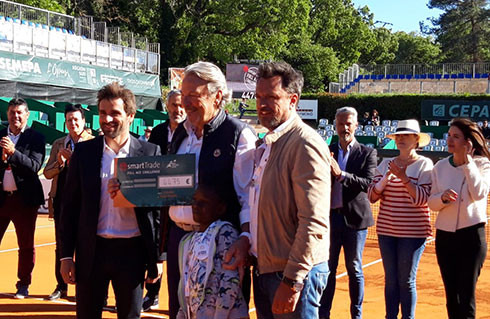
[60,135,161,319]
[320,140,377,319]
[148,120,171,155]
[0,127,45,288]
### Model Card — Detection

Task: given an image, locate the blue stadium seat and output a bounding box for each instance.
[386,74,392,79]
[436,74,442,79]
[35,23,41,28]
[464,73,471,79]
[13,18,20,24]
[42,24,48,29]
[377,75,384,80]
[49,26,55,31]
[406,75,413,80]
[428,74,435,79]
[392,74,399,79]
[68,30,75,35]
[450,74,457,79]
[414,74,420,79]
[483,73,489,78]
[458,73,464,78]
[443,74,450,79]
[399,74,406,80]
[475,73,482,79]
[21,20,28,25]
[420,74,427,79]
[370,75,376,80]
[354,78,360,83]
[56,27,61,32]
[0,15,4,20]
[28,21,35,27]
[6,17,13,23]
[62,28,67,33]
[81,35,87,39]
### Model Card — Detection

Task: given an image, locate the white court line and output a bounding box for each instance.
[0,292,168,318]
[336,237,436,280]
[6,224,54,233]
[0,242,55,254]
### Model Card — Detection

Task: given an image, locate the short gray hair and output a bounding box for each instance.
[184,61,232,108]
[166,89,182,103]
[335,106,358,120]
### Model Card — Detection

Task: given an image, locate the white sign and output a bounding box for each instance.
[297,100,318,120]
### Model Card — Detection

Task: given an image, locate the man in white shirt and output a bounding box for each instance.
[0,98,45,299]
[59,82,162,319]
[161,61,256,319]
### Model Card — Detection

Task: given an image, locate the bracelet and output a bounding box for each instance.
[239,231,251,243]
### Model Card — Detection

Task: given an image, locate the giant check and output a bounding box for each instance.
[114,154,196,207]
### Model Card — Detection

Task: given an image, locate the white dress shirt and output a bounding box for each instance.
[2,126,26,192]
[97,137,141,238]
[169,118,256,226]
[331,139,355,209]
[249,114,296,257]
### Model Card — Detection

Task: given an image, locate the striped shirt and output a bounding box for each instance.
[368,156,433,238]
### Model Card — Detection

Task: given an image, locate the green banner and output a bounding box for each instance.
[421,100,490,120]
[114,154,196,207]
[0,51,161,97]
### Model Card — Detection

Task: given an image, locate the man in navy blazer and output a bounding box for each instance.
[320,107,377,319]
[0,98,45,299]
[60,83,162,319]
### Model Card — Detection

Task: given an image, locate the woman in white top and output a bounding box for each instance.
[428,118,490,319]
[368,119,433,319]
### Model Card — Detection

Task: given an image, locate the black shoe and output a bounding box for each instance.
[48,289,67,300]
[141,295,159,312]
[14,285,29,299]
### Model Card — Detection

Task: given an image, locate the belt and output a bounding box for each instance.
[175,222,201,232]
[3,190,17,196]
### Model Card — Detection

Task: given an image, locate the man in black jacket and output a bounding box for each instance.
[142,89,185,312]
[0,98,45,299]
[320,107,377,319]
[60,83,162,319]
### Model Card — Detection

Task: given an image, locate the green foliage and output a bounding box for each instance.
[425,0,490,62]
[392,32,442,64]
[302,93,490,121]
[13,0,65,13]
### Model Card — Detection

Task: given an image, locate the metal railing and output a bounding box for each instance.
[0,0,160,73]
[357,62,490,78]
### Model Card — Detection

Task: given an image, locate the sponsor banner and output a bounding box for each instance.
[226,63,259,99]
[421,100,490,120]
[169,67,185,90]
[114,154,196,207]
[0,50,161,97]
[297,100,318,120]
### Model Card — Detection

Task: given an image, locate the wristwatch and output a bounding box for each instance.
[282,276,304,293]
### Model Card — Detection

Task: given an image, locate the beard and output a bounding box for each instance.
[338,131,353,143]
[102,123,125,139]
[258,113,282,131]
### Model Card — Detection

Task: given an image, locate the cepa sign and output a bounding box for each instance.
[421,100,490,120]
[297,100,318,120]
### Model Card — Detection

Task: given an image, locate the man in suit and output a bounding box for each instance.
[319,106,377,319]
[44,104,93,300]
[0,98,45,299]
[142,90,185,312]
[60,82,162,319]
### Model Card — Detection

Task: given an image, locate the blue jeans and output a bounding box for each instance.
[378,235,426,319]
[253,262,329,319]
[320,210,367,319]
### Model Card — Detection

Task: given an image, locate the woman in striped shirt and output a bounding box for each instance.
[368,119,433,319]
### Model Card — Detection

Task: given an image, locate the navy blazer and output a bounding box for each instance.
[0,127,45,207]
[59,135,162,281]
[331,140,377,229]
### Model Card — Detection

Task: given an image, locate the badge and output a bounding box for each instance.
[213,149,221,157]
[195,243,208,260]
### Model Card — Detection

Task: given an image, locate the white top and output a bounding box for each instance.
[249,114,295,257]
[97,137,141,238]
[169,119,256,226]
[428,156,490,232]
[2,125,26,192]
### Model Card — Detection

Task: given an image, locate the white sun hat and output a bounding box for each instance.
[386,119,431,147]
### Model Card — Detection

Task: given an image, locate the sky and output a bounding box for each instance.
[351,0,444,33]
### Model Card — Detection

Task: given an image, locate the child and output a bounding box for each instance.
[177,185,249,319]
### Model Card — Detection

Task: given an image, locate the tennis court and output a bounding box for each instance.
[1,200,490,318]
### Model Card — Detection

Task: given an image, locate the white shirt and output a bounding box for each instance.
[331,139,355,209]
[249,114,295,257]
[2,126,26,192]
[97,137,141,238]
[169,118,256,226]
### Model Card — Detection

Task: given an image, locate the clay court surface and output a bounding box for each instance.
[1,212,490,318]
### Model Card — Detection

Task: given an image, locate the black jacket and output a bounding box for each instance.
[0,127,45,207]
[330,141,377,229]
[59,135,162,281]
[148,120,171,155]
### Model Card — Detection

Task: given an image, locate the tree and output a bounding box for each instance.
[13,0,65,13]
[425,0,490,62]
[392,32,441,64]
[359,27,398,65]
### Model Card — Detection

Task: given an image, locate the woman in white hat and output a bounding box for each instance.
[428,118,490,319]
[368,119,433,319]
